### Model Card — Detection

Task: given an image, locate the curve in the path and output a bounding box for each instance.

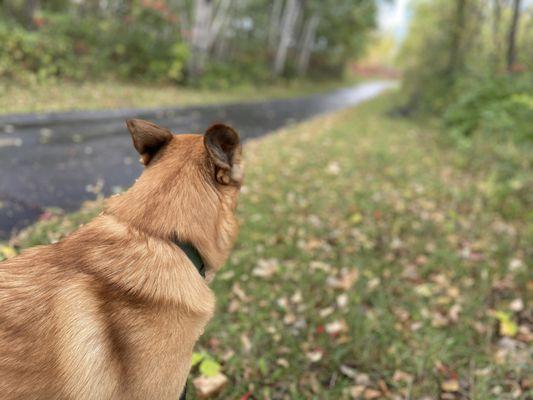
[0,81,394,238]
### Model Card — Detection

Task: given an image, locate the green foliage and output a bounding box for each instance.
[196,60,272,89]
[311,0,376,76]
[0,19,80,81]
[0,5,189,83]
[399,0,532,143]
[0,0,377,86]
[444,74,533,140]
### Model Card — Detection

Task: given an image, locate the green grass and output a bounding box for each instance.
[0,79,357,115]
[1,96,531,399]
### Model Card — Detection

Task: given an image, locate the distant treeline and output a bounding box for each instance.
[399,0,532,141]
[0,0,377,86]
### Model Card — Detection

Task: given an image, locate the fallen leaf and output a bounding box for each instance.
[337,293,349,308]
[363,388,382,399]
[349,385,365,398]
[191,352,204,367]
[199,358,221,377]
[494,311,518,337]
[193,373,228,398]
[340,364,358,379]
[392,370,414,383]
[240,334,252,353]
[325,320,347,336]
[509,298,524,312]
[441,379,460,392]
[306,349,323,363]
[326,161,341,175]
[252,258,279,278]
[0,245,16,259]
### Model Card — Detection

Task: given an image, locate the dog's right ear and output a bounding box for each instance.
[126,119,173,165]
[204,124,242,185]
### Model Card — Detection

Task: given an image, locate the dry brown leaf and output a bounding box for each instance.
[252,258,279,278]
[305,349,323,363]
[363,388,382,399]
[349,385,365,398]
[325,320,348,336]
[193,373,228,398]
[441,379,460,392]
[392,370,414,383]
[232,283,249,302]
[240,334,252,353]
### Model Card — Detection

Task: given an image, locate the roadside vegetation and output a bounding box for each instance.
[2,95,530,399]
[398,0,532,142]
[0,78,360,114]
[0,0,375,114]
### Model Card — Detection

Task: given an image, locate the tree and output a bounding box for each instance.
[297,12,319,75]
[506,0,522,71]
[187,0,233,78]
[273,0,301,76]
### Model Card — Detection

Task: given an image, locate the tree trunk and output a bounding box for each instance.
[174,0,191,41]
[273,0,300,76]
[268,0,284,50]
[24,0,39,29]
[506,0,522,72]
[445,0,467,82]
[206,0,232,49]
[492,0,502,68]
[297,13,319,76]
[188,0,214,78]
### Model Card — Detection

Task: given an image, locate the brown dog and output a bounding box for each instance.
[0,120,243,399]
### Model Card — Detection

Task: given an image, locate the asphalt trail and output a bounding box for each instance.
[0,81,394,238]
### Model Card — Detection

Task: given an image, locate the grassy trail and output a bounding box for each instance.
[1,96,531,399]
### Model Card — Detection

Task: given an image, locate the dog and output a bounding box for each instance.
[0,120,243,399]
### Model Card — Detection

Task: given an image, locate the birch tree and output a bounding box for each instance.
[187,0,233,78]
[273,0,300,76]
[297,12,319,76]
[268,0,284,50]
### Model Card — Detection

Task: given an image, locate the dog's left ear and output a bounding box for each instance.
[204,124,242,185]
[126,119,173,165]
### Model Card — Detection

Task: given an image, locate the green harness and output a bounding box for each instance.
[175,241,206,279]
[175,241,205,400]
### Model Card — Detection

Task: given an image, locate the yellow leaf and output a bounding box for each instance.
[441,379,460,392]
[494,311,518,337]
[350,213,362,224]
[0,245,16,259]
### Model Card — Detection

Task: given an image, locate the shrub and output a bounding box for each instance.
[443,74,533,141]
[0,7,189,83]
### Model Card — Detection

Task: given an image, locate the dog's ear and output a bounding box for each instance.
[126,119,173,165]
[204,124,242,185]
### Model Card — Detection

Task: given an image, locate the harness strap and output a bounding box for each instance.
[175,241,206,278]
[174,241,205,400]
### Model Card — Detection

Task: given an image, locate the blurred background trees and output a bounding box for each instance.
[0,0,376,86]
[398,0,532,140]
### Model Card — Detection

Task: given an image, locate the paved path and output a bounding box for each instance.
[0,81,394,238]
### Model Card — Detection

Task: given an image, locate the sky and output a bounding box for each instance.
[378,0,533,43]
[378,0,410,42]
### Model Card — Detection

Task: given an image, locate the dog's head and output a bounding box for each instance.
[106,119,243,271]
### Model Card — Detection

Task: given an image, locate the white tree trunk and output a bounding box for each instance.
[273,0,300,76]
[268,0,284,50]
[297,13,319,76]
[189,0,214,77]
[187,0,234,77]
